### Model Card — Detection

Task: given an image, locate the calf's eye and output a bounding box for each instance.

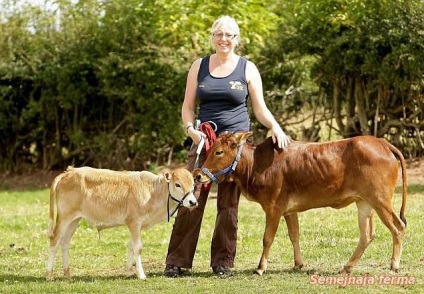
[175,183,181,188]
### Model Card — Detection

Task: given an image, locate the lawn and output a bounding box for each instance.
[0,184,423,293]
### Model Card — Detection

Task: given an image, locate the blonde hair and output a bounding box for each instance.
[210,15,240,46]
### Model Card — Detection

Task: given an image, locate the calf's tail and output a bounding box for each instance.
[47,175,62,239]
[386,142,408,227]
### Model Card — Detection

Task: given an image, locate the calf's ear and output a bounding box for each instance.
[164,172,172,182]
[234,131,253,144]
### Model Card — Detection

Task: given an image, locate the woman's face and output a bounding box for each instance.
[211,27,238,54]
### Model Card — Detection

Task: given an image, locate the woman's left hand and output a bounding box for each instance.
[271,126,291,149]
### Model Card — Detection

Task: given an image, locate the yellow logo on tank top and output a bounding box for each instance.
[229,81,244,91]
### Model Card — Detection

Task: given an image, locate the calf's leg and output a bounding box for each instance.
[61,218,80,279]
[341,201,375,273]
[256,211,281,276]
[373,201,405,273]
[284,213,304,270]
[126,241,135,276]
[46,217,72,281]
[46,241,60,281]
[127,223,146,280]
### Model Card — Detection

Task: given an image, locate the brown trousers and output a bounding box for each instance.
[165,143,241,269]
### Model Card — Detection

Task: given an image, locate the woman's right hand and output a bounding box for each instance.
[188,127,205,145]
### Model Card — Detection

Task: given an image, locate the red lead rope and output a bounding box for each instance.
[198,122,217,192]
[199,122,217,156]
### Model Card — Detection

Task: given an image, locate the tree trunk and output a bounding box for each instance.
[332,81,345,135]
[345,76,357,137]
[374,85,382,136]
[355,76,370,135]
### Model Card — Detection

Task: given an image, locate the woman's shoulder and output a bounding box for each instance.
[239,56,248,62]
[189,57,205,70]
[191,55,211,67]
[238,56,257,70]
[244,59,261,83]
[241,56,255,65]
[244,58,259,71]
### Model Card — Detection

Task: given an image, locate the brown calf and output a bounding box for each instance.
[194,132,407,275]
[46,166,197,280]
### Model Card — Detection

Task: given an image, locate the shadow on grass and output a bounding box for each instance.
[409,184,424,193]
[396,184,424,194]
[235,268,344,277]
[0,274,143,283]
[0,266,375,283]
[1,274,47,283]
[146,267,342,279]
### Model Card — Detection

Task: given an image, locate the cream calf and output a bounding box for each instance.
[46,166,197,281]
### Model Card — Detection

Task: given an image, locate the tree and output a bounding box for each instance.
[266,0,424,156]
[0,0,282,171]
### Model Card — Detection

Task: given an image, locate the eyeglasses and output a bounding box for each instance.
[212,33,237,40]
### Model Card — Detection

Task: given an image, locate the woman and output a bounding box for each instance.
[164,15,290,278]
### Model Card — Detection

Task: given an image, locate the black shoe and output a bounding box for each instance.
[212,265,233,277]
[164,264,181,278]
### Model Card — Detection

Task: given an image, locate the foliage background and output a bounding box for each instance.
[0,0,423,172]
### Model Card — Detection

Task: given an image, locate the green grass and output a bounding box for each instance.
[0,187,423,293]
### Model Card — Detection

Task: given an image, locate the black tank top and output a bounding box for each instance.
[196,55,250,134]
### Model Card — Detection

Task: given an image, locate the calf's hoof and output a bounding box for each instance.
[339,266,351,275]
[254,269,264,276]
[293,263,304,271]
[64,268,71,279]
[46,271,53,281]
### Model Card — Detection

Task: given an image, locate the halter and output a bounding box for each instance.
[200,143,244,184]
[167,188,194,222]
